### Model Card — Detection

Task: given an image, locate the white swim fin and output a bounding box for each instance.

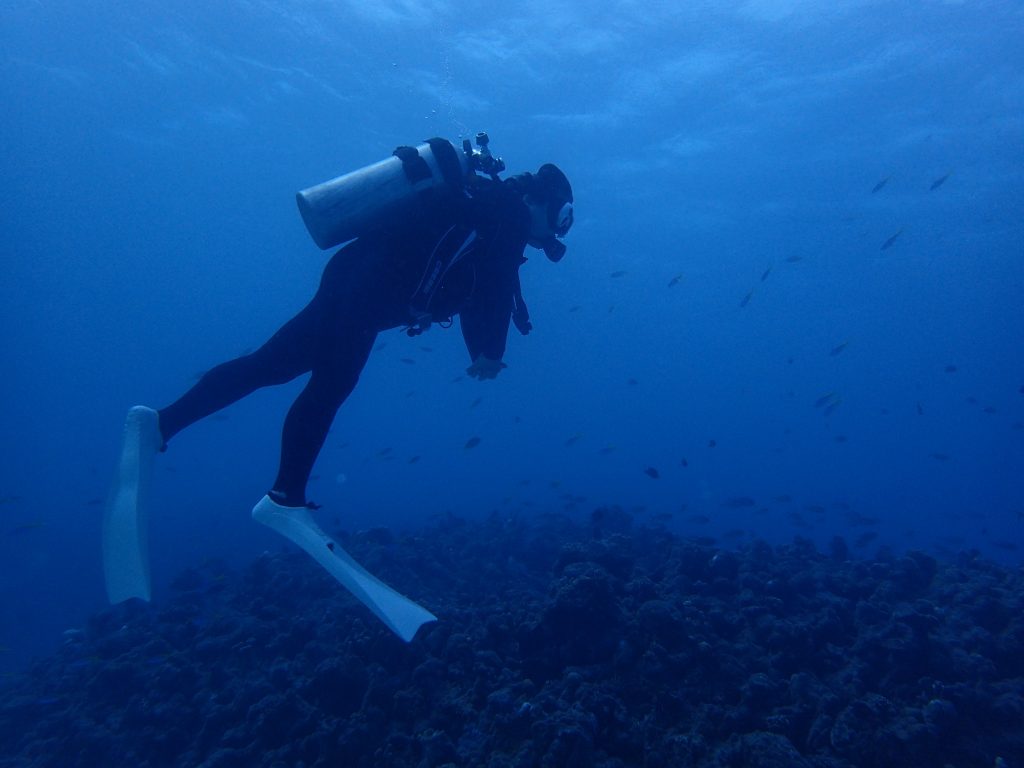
[103,406,162,603]
[252,495,437,642]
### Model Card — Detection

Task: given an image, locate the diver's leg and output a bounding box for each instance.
[269,324,377,507]
[157,303,324,443]
[155,239,373,443]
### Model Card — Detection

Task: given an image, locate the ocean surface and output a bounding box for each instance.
[1,1,1022,766]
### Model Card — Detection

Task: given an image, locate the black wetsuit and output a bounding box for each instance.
[157,180,532,506]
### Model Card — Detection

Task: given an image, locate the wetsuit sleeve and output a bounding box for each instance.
[460,215,528,362]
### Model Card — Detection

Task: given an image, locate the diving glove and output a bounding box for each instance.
[466,355,507,380]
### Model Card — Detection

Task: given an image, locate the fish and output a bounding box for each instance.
[785,255,803,263]
[944,365,957,373]
[408,456,420,464]
[375,342,388,352]
[627,378,639,386]
[569,305,581,312]
[668,274,683,287]
[722,496,756,508]
[760,265,773,281]
[564,434,583,447]
[916,402,924,416]
[598,445,616,455]
[805,504,827,515]
[420,346,433,353]
[644,467,660,479]
[451,375,465,383]
[815,392,838,408]
[708,439,717,448]
[470,397,483,409]
[464,436,481,449]
[930,452,950,461]
[830,341,849,356]
[774,495,793,503]
[880,229,903,251]
[377,447,392,457]
[823,399,842,417]
[1019,385,1024,394]
[610,270,627,278]
[686,514,711,525]
[929,172,951,191]
[739,290,753,308]
[400,358,416,364]
[871,176,890,193]
[834,435,848,443]
[983,406,997,414]
[680,458,688,467]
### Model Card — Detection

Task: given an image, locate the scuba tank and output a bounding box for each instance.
[296,133,505,250]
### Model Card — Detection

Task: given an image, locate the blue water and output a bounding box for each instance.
[1,0,1021,675]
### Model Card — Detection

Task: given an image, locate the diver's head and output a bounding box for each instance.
[519,163,573,262]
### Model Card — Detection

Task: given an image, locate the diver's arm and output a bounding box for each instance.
[460,193,530,378]
[460,286,513,370]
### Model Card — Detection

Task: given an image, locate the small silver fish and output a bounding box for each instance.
[881,229,903,250]
[929,172,951,191]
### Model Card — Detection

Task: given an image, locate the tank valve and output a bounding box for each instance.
[463,132,505,179]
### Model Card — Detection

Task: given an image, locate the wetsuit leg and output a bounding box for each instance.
[157,304,322,443]
[158,240,385,506]
[270,321,377,506]
[157,241,374,444]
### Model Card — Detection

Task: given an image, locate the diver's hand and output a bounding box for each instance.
[466,356,507,380]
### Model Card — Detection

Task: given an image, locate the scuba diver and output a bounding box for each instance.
[103,135,574,642]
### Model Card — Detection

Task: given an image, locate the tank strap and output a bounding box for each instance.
[426,137,465,188]
[393,145,432,184]
[394,139,466,191]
